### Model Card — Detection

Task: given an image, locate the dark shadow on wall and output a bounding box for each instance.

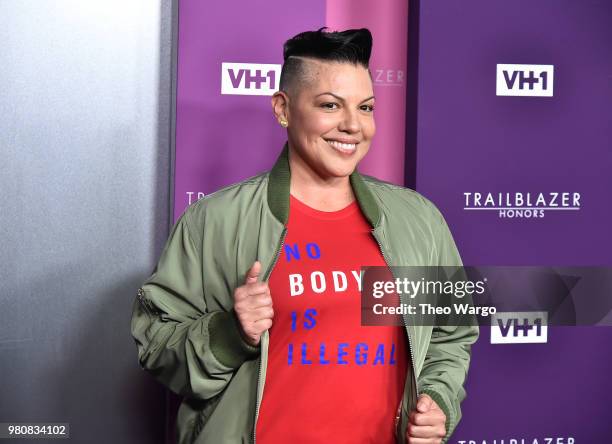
[404,0,420,190]
[155,1,179,443]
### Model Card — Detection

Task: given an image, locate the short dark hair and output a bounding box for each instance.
[279,27,373,93]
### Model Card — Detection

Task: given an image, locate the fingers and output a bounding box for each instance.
[248,293,273,309]
[405,437,442,444]
[241,313,273,336]
[409,408,446,427]
[417,394,433,413]
[233,261,274,346]
[234,282,272,309]
[237,306,274,345]
[406,407,446,444]
[234,282,271,303]
[253,317,273,330]
[234,289,274,320]
[243,306,275,322]
[406,423,441,439]
[244,260,262,284]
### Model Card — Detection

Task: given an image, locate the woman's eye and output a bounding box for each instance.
[361,104,374,112]
[321,102,339,110]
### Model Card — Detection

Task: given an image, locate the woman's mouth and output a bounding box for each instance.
[324,139,358,154]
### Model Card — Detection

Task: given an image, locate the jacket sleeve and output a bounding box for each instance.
[417,209,479,443]
[130,206,261,401]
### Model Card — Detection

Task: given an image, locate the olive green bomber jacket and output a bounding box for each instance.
[130,143,479,443]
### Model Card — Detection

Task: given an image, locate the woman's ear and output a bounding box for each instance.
[271,91,290,124]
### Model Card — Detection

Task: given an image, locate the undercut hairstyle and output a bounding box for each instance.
[279,27,373,94]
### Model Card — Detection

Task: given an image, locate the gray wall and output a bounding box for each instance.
[0,1,177,442]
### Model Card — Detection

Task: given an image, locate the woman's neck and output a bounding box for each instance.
[288,150,356,212]
[290,179,355,211]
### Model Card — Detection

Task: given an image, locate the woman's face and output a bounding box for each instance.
[277,59,376,181]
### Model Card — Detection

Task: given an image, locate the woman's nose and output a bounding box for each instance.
[338,109,360,133]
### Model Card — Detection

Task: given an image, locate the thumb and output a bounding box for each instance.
[417,394,433,413]
[245,261,261,284]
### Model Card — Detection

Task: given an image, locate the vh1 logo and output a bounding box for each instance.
[490,311,548,344]
[221,62,281,96]
[496,64,554,97]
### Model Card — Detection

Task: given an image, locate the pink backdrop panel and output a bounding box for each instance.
[327,0,408,184]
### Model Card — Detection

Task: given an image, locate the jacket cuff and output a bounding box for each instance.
[419,387,453,444]
[207,310,261,369]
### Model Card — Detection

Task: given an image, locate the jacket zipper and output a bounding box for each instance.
[371,229,419,440]
[252,227,287,444]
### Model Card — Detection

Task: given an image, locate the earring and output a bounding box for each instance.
[279,118,288,128]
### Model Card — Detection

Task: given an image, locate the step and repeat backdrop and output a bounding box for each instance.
[172,0,611,442]
[414,1,611,442]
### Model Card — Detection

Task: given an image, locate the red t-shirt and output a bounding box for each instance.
[255,194,408,444]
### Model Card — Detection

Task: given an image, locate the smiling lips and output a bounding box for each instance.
[325,138,359,154]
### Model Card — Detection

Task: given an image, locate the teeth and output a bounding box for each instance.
[327,140,357,151]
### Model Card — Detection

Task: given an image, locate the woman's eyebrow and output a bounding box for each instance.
[315,92,376,103]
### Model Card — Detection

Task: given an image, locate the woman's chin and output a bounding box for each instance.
[320,162,360,179]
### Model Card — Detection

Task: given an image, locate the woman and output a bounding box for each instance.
[131,28,478,444]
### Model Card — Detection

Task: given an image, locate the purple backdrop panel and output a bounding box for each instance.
[415,0,611,266]
[174,0,326,222]
[414,0,612,442]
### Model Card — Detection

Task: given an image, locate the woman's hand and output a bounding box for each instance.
[405,394,446,444]
[233,261,274,346]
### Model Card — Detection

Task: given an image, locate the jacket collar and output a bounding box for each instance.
[267,141,381,228]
